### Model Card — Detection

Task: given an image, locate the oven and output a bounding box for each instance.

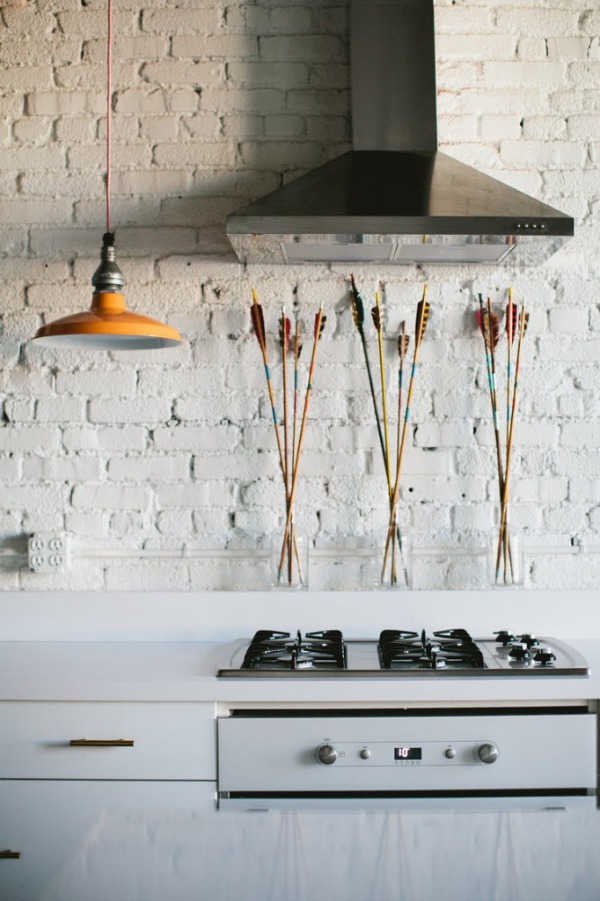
[216,627,598,812]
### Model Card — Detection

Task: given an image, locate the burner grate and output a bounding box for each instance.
[242,629,346,671]
[379,628,485,670]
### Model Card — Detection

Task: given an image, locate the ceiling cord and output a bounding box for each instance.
[106,0,113,234]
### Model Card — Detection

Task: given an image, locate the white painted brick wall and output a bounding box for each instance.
[0,0,598,589]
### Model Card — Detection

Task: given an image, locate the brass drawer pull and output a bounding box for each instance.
[0,850,21,859]
[69,739,134,747]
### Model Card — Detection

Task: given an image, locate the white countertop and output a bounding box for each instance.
[1,639,599,705]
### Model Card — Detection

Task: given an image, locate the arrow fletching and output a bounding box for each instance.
[292,330,303,360]
[250,297,266,351]
[397,325,410,360]
[506,291,518,344]
[519,308,529,337]
[415,289,430,346]
[349,274,365,331]
[314,311,327,339]
[477,305,499,354]
[371,304,382,333]
[279,313,291,353]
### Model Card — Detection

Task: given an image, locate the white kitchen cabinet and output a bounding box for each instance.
[0,701,218,901]
[0,780,216,901]
[0,701,216,780]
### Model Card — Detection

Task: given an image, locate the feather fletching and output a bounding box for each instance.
[415,298,430,346]
[314,311,327,339]
[349,274,365,331]
[371,304,381,333]
[477,306,499,353]
[250,300,266,350]
[506,299,518,344]
[278,313,291,352]
[397,328,410,359]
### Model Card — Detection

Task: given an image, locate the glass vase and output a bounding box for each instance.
[377,507,412,589]
[271,515,308,591]
[488,505,524,588]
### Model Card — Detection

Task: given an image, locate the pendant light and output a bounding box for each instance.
[33,0,182,351]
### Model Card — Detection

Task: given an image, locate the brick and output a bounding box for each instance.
[497,8,580,36]
[142,8,218,35]
[153,142,235,168]
[142,60,225,87]
[0,66,53,91]
[0,426,61,455]
[13,117,54,143]
[107,456,191,481]
[84,36,168,62]
[484,61,566,88]
[89,399,172,425]
[56,369,137,397]
[36,398,87,423]
[57,11,138,38]
[0,146,65,171]
[436,34,516,60]
[259,35,344,63]
[115,90,168,115]
[154,424,241,452]
[228,62,309,90]
[72,484,152,511]
[26,91,104,116]
[2,199,74,225]
[172,34,259,60]
[1,10,55,38]
[23,457,101,482]
[500,140,585,168]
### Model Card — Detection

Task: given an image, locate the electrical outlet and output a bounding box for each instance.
[28,533,71,573]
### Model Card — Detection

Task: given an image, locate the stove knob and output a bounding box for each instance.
[476,742,499,764]
[316,744,338,765]
[360,748,371,760]
[534,646,557,666]
[509,642,531,661]
[445,747,457,759]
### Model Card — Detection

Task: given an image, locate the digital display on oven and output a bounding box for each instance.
[394,747,422,761]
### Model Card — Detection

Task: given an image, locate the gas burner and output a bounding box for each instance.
[241,629,346,671]
[379,628,485,670]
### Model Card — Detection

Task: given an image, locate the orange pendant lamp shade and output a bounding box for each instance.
[33,234,182,351]
[32,0,182,354]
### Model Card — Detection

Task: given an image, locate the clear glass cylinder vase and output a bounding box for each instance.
[271,515,308,591]
[488,505,524,588]
[377,507,412,590]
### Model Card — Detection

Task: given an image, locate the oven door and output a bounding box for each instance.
[217,708,598,812]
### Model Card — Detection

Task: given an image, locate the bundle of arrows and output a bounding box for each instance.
[476,290,529,585]
[250,289,326,587]
[349,275,431,587]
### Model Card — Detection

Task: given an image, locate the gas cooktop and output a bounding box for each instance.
[216,628,590,678]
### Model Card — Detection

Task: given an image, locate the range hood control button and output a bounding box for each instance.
[316,744,337,765]
[476,742,499,764]
[445,747,457,759]
[359,748,371,760]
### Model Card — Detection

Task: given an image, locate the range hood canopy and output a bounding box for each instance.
[226,0,573,266]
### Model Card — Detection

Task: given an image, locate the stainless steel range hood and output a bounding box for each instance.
[226,0,573,266]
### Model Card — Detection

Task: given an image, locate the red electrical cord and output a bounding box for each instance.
[106,0,113,234]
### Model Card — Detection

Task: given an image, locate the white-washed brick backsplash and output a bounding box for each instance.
[0,0,599,589]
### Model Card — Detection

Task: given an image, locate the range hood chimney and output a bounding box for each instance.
[226,0,573,266]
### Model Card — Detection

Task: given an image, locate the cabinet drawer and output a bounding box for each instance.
[0,780,217,901]
[0,702,216,780]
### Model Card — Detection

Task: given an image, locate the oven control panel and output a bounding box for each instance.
[315,740,499,766]
[218,711,596,796]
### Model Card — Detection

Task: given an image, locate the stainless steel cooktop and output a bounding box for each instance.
[217,629,590,678]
